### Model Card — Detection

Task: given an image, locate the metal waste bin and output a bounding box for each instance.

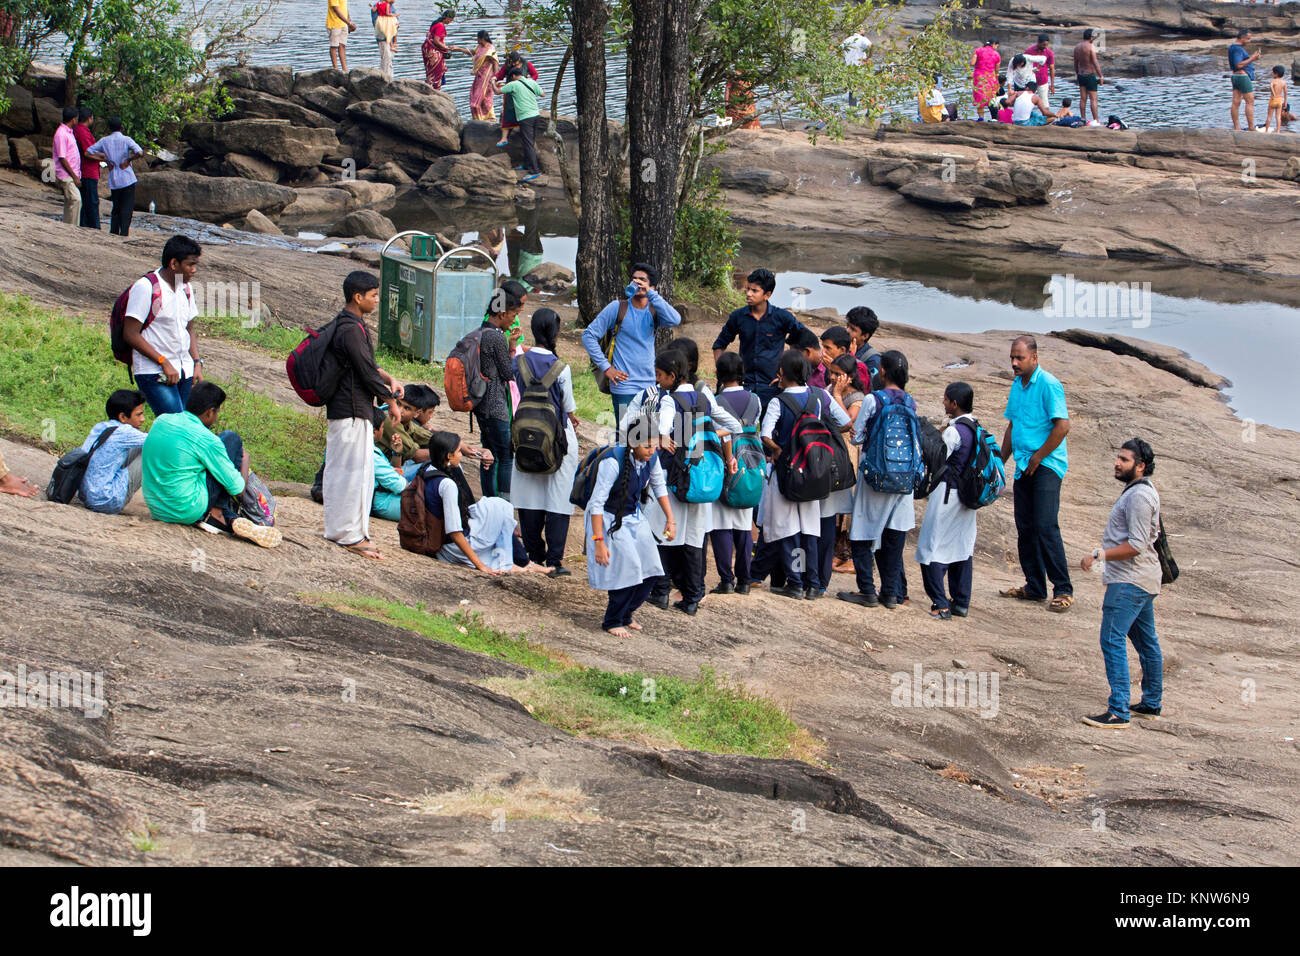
[378,231,500,362]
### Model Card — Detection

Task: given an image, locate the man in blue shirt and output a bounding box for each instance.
[1000,335,1074,611]
[1228,28,1261,131]
[78,389,149,515]
[712,268,809,410]
[582,262,681,428]
[86,116,144,236]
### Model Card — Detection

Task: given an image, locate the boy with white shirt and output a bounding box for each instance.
[123,236,203,416]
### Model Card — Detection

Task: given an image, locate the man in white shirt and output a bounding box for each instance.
[843,32,872,107]
[124,235,203,416]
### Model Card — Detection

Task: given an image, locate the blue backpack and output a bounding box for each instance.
[664,392,724,504]
[718,391,766,509]
[861,390,923,494]
[948,418,1006,509]
[569,445,624,509]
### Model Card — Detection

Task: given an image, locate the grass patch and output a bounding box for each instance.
[128,820,161,852]
[0,292,325,483]
[674,278,744,317]
[304,592,820,762]
[416,779,598,822]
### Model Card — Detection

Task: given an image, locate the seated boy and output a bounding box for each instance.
[142,381,281,547]
[372,406,408,521]
[385,382,441,477]
[78,388,149,515]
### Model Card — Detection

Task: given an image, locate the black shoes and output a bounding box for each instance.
[769,584,805,600]
[646,595,670,610]
[804,588,825,601]
[879,594,899,610]
[836,591,879,607]
[1130,702,1162,720]
[710,582,735,595]
[929,606,952,621]
[951,605,969,617]
[673,600,699,616]
[548,565,572,578]
[735,582,751,595]
[1081,712,1131,728]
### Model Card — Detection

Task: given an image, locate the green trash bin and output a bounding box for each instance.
[378,232,500,363]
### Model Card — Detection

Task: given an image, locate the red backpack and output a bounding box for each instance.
[444,327,488,412]
[286,312,347,407]
[109,272,191,375]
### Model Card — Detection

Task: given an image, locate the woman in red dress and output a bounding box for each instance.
[422,9,470,89]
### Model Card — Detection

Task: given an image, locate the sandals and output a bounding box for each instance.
[1000,586,1045,601]
[1048,594,1075,613]
[341,539,384,560]
[929,606,952,621]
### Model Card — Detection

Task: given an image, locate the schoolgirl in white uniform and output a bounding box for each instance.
[709,351,760,594]
[915,382,980,620]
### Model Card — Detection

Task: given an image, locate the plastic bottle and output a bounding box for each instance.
[148,200,156,214]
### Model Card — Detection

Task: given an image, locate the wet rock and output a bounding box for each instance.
[330,208,397,240]
[418,153,518,204]
[0,85,34,135]
[822,276,865,287]
[523,262,575,293]
[236,209,283,235]
[357,161,414,187]
[1050,329,1227,390]
[461,118,505,155]
[134,170,298,220]
[1057,238,1109,259]
[221,152,281,183]
[219,64,295,100]
[333,179,397,206]
[183,119,340,169]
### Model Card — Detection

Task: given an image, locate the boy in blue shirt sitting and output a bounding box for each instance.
[78,389,149,515]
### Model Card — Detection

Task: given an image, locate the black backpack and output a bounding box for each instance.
[774,392,837,503]
[1127,478,1179,585]
[47,426,118,504]
[512,356,568,474]
[913,418,952,500]
[570,445,624,509]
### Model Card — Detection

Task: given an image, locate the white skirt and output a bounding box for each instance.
[438,496,517,571]
[758,470,821,541]
[711,500,754,533]
[648,495,711,549]
[509,421,578,515]
[825,486,854,517]
[584,508,664,591]
[849,481,915,544]
[914,481,977,565]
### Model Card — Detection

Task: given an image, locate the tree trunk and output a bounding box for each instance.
[63,2,97,108]
[570,0,621,328]
[627,0,693,314]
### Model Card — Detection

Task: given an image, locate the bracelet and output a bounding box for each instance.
[1093,548,1103,561]
[590,536,604,542]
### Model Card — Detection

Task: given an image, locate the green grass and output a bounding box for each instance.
[304,593,820,762]
[129,820,161,852]
[0,292,325,484]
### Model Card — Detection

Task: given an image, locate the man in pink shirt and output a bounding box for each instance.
[1026,34,1056,106]
[52,107,82,225]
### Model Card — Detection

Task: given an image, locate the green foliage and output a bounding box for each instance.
[673,168,741,291]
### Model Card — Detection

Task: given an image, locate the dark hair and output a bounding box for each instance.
[372,406,390,430]
[77,106,93,123]
[1121,438,1155,476]
[489,279,527,317]
[106,389,144,422]
[1026,80,1038,92]
[1062,97,1072,107]
[1012,334,1038,353]
[746,268,776,295]
[1011,54,1027,69]
[61,106,77,124]
[402,383,441,410]
[788,327,819,352]
[343,270,379,304]
[629,261,658,286]
[778,349,809,386]
[880,349,909,389]
[1037,33,1050,45]
[655,349,688,387]
[107,115,123,132]
[186,381,227,416]
[667,336,699,383]
[161,235,201,270]
[846,306,879,339]
[985,39,998,47]
[530,308,560,352]
[1236,28,1250,40]
[820,326,851,350]
[1083,28,1095,41]
[831,353,866,393]
[944,381,974,414]
[506,50,524,65]
[506,67,524,80]
[608,422,655,535]
[427,430,474,529]
[715,351,745,386]
[477,30,492,43]
[1274,65,1286,78]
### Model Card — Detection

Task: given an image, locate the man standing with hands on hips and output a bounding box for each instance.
[999,335,1073,612]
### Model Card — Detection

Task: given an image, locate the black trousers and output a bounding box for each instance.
[79,178,100,229]
[752,531,820,591]
[110,184,135,236]
[1012,465,1072,598]
[709,528,753,586]
[655,544,706,604]
[849,529,908,599]
[518,115,541,174]
[921,558,973,611]
[518,508,570,568]
[817,514,837,593]
[604,579,654,630]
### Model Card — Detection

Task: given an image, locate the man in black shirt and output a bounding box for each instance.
[712,268,808,410]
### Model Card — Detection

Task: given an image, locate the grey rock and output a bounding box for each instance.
[0,85,34,135]
[295,85,352,121]
[134,170,299,220]
[219,64,296,99]
[1283,156,1300,182]
[896,180,977,210]
[344,94,461,154]
[366,161,414,186]
[461,119,505,155]
[182,119,340,169]
[237,208,283,234]
[222,152,281,183]
[32,97,61,136]
[332,180,397,205]
[9,137,39,170]
[417,153,517,204]
[279,186,354,219]
[329,208,398,240]
[293,67,348,94]
[226,89,335,129]
[1056,238,1109,259]
[522,261,575,292]
[0,134,8,167]
[339,123,448,178]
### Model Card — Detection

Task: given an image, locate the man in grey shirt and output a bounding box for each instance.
[1079,438,1163,728]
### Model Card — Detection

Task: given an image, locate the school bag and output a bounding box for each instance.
[946,418,1006,510]
[512,356,568,474]
[286,313,346,407]
[913,418,951,500]
[591,300,629,394]
[1128,478,1180,585]
[860,390,923,495]
[569,445,624,509]
[718,391,766,509]
[238,471,277,526]
[398,465,448,556]
[445,327,489,412]
[860,345,884,391]
[47,426,117,504]
[774,391,836,503]
[109,272,193,378]
[664,392,724,504]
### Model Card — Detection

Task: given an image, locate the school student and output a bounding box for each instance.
[838,350,916,609]
[820,326,872,391]
[648,339,741,615]
[826,353,868,576]
[915,382,979,619]
[846,306,884,390]
[388,383,441,478]
[123,235,203,417]
[371,407,407,521]
[792,327,827,388]
[712,268,808,411]
[753,349,851,599]
[710,351,759,594]
[475,279,527,499]
[77,389,149,515]
[512,308,580,576]
[586,413,678,638]
[419,431,548,574]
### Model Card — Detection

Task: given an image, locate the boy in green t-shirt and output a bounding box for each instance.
[500,66,543,181]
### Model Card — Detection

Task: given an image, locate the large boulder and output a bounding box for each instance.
[235,209,283,234]
[357,161,414,186]
[344,94,461,154]
[0,85,34,135]
[32,97,61,136]
[523,262,575,293]
[279,186,354,219]
[295,85,352,121]
[9,137,39,170]
[226,89,335,129]
[418,153,518,203]
[294,67,348,94]
[339,122,448,178]
[329,208,397,240]
[134,170,298,220]
[333,179,397,205]
[218,64,295,100]
[182,119,340,169]
[460,119,505,155]
[221,152,281,183]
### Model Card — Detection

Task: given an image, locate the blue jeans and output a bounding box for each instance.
[1099,582,1162,719]
[611,391,634,438]
[206,430,244,521]
[1012,465,1073,599]
[474,412,512,498]
[135,374,193,417]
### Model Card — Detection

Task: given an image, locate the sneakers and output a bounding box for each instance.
[231,517,282,549]
[193,518,223,534]
[1081,712,1131,728]
[1130,702,1162,720]
[836,591,879,607]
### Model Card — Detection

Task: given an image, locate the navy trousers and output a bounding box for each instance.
[603,579,655,630]
[921,557,973,611]
[518,509,571,568]
[710,528,753,586]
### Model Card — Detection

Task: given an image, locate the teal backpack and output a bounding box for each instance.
[718,390,766,509]
[664,392,724,504]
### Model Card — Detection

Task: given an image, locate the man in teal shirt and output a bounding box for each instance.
[142,381,280,547]
[1000,335,1073,611]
